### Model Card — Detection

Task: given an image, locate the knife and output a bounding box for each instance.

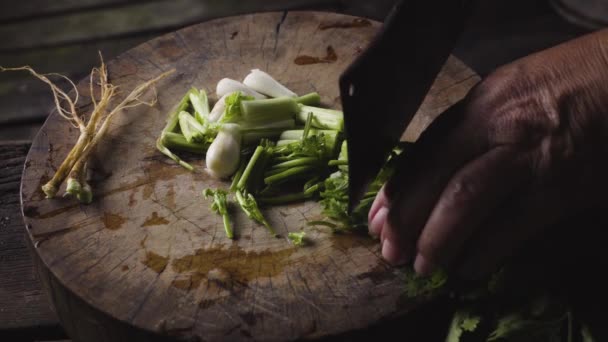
[339,0,473,212]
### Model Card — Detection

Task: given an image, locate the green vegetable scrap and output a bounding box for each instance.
[202,188,233,239]
[287,231,307,246]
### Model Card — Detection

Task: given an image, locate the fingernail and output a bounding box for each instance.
[369,206,388,237]
[414,254,436,276]
[382,239,408,265]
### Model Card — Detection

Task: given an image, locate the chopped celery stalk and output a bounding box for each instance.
[295,92,321,106]
[278,129,334,141]
[271,157,319,169]
[278,130,341,159]
[263,167,288,178]
[178,111,204,143]
[302,111,314,140]
[241,97,298,124]
[258,183,320,204]
[248,146,273,194]
[230,160,247,192]
[304,176,320,190]
[162,132,208,154]
[237,145,264,191]
[328,160,348,166]
[241,127,287,146]
[235,190,276,237]
[240,119,295,131]
[222,92,256,123]
[203,189,233,239]
[162,88,196,134]
[156,137,194,171]
[277,139,299,147]
[297,105,344,131]
[264,165,316,185]
[189,88,209,124]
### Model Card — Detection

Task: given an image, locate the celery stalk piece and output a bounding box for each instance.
[276,139,299,147]
[156,137,195,171]
[243,69,297,98]
[258,183,320,205]
[178,111,199,143]
[241,127,288,146]
[296,105,344,131]
[271,157,319,169]
[203,188,233,239]
[240,97,298,124]
[295,92,321,106]
[156,88,197,170]
[235,190,276,237]
[264,165,316,185]
[189,88,210,124]
[237,145,264,191]
[162,132,208,154]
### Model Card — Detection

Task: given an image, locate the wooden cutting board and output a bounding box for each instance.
[20,11,479,342]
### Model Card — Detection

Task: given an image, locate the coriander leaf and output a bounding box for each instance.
[235,189,276,237]
[203,188,233,239]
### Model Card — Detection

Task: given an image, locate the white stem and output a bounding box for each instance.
[243,69,297,98]
[216,78,266,99]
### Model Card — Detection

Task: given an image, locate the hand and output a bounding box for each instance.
[368,29,608,279]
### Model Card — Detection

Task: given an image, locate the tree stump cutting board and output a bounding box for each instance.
[20,11,479,342]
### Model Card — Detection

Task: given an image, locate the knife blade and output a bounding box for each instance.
[339,0,473,212]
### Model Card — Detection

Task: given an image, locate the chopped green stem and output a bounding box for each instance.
[222,214,233,239]
[304,176,320,190]
[162,88,196,134]
[328,160,348,166]
[235,190,276,237]
[162,132,208,154]
[263,167,287,178]
[241,97,298,124]
[237,145,264,191]
[156,137,194,171]
[302,111,314,140]
[271,157,319,169]
[295,92,321,106]
[276,139,299,147]
[203,189,233,239]
[241,127,286,146]
[178,111,197,142]
[297,105,344,131]
[230,160,247,191]
[264,165,316,185]
[258,184,319,205]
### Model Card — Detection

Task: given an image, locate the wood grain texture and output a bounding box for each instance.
[0,142,66,341]
[20,12,479,341]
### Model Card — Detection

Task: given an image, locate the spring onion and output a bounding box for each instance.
[243,69,297,98]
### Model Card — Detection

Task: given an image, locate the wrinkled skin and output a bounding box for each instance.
[369,29,608,279]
